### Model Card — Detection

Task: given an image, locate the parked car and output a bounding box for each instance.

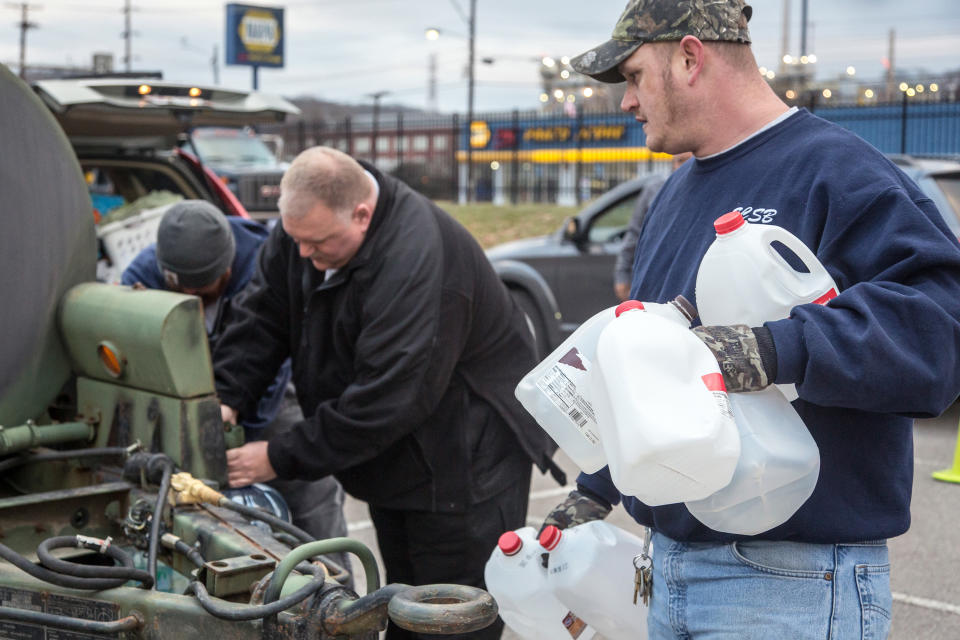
[32,78,298,280]
[487,172,667,357]
[186,126,292,219]
[487,156,960,358]
[888,155,960,237]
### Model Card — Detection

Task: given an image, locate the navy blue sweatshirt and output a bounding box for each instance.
[578,109,960,543]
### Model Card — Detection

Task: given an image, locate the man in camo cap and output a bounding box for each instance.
[571,0,751,83]
[542,1,960,638]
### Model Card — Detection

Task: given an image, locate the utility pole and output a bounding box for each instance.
[886,29,896,101]
[799,0,808,56]
[367,91,389,167]
[7,2,39,80]
[779,0,790,75]
[120,0,136,72]
[211,43,219,85]
[427,52,437,112]
[466,0,476,203]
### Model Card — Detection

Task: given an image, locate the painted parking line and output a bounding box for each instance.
[893,592,960,616]
[348,519,374,532]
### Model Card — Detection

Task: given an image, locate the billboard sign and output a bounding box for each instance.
[225,4,285,68]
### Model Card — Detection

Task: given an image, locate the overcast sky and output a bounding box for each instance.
[4,0,959,113]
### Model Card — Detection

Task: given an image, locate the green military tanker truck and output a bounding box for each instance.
[0,64,496,639]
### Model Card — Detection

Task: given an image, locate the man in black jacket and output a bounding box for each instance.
[214,146,560,639]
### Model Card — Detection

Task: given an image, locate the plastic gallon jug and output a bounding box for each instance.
[684,389,821,535]
[515,306,616,473]
[695,211,839,401]
[591,301,740,505]
[484,527,595,640]
[539,521,647,640]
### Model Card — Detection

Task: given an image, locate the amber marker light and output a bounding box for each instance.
[138,84,152,95]
[97,341,126,378]
[189,87,202,97]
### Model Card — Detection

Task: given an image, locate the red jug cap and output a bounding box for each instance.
[539,525,562,550]
[498,531,522,556]
[615,300,645,317]
[714,211,746,235]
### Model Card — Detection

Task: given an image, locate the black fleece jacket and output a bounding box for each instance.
[213,164,560,512]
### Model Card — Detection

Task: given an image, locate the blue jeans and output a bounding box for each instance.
[647,532,892,640]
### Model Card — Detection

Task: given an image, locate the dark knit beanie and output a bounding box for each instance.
[155,200,235,289]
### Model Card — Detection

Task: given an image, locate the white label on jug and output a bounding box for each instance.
[702,373,734,420]
[536,348,601,445]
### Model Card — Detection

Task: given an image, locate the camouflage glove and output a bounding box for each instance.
[692,325,778,392]
[540,489,612,533]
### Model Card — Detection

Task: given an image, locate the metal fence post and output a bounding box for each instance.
[576,103,584,205]
[511,109,519,205]
[313,120,324,148]
[901,92,909,155]
[345,117,353,157]
[397,112,404,168]
[451,113,460,202]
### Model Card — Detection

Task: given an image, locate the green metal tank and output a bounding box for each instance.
[0,64,96,427]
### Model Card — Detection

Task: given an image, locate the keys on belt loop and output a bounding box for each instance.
[632,527,653,606]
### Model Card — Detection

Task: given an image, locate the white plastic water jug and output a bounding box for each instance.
[689,211,828,533]
[591,301,740,505]
[684,389,821,534]
[539,521,647,640]
[695,211,839,401]
[515,306,616,473]
[484,527,595,640]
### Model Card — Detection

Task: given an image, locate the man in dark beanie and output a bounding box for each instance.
[152,200,237,310]
[122,201,350,577]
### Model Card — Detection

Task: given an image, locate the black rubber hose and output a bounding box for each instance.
[217,498,349,578]
[186,578,326,621]
[0,446,130,474]
[218,498,314,543]
[36,536,154,588]
[147,459,174,589]
[173,539,205,568]
[0,541,143,591]
[0,606,141,634]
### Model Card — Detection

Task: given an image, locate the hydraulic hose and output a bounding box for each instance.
[160,533,206,568]
[0,606,142,634]
[186,578,326,621]
[147,460,174,589]
[0,540,150,591]
[218,496,314,543]
[0,446,132,474]
[36,536,154,588]
[265,538,380,604]
[122,453,177,590]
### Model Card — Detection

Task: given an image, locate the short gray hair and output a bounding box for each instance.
[279,146,371,220]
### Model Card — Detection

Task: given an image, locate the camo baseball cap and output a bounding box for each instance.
[571,0,753,83]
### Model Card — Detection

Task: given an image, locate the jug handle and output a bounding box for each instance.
[758,226,836,300]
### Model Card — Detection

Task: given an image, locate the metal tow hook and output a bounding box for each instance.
[387,583,498,635]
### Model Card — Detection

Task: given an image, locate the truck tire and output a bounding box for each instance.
[510,288,549,361]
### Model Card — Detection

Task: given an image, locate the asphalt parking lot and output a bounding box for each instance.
[343,404,960,639]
